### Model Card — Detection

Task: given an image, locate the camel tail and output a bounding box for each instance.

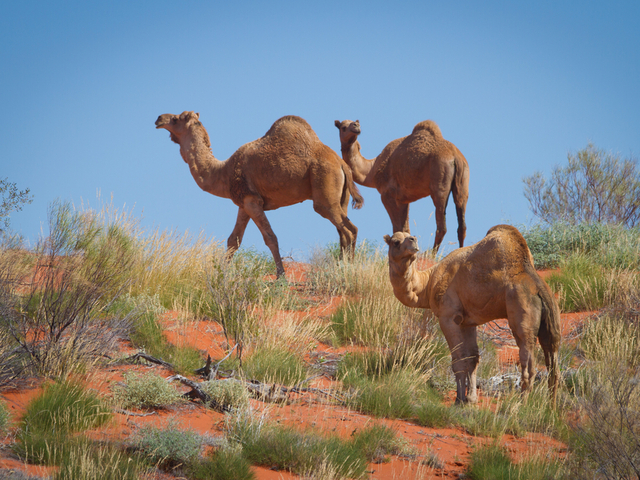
[536,279,562,405]
[450,150,470,247]
[342,162,364,210]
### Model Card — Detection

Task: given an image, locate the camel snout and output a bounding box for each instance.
[155,114,172,129]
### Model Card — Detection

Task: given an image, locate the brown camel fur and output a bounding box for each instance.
[156,112,363,277]
[384,225,561,405]
[336,119,469,252]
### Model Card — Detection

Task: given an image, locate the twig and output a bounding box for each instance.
[167,374,230,412]
[123,352,175,370]
[113,408,157,417]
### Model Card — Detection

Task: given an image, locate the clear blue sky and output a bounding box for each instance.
[2,1,639,259]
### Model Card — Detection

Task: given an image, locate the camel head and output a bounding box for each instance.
[384,232,420,264]
[155,111,203,145]
[334,119,361,146]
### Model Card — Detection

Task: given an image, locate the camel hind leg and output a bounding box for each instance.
[312,201,358,259]
[506,286,541,393]
[241,196,285,278]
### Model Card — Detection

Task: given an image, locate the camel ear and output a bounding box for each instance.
[356,120,360,125]
[195,112,200,120]
[334,120,341,129]
[383,235,391,245]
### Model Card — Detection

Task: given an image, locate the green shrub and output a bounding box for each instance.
[200,379,250,410]
[113,372,185,410]
[241,346,307,386]
[133,423,202,470]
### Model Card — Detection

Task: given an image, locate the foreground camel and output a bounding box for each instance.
[384,225,561,404]
[156,112,363,277]
[336,119,469,252]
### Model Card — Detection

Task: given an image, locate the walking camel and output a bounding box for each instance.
[384,225,561,405]
[336,119,469,252]
[156,111,363,277]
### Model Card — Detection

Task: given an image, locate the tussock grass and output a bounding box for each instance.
[14,381,111,465]
[466,442,563,480]
[186,446,255,480]
[306,241,389,297]
[113,371,185,410]
[241,346,308,386]
[54,442,143,480]
[200,379,250,410]
[0,397,10,434]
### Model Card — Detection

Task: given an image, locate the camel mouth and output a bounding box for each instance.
[155,115,173,129]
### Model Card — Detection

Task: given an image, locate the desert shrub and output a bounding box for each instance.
[129,311,202,374]
[0,177,32,233]
[521,222,640,270]
[14,381,111,465]
[0,200,137,378]
[113,371,184,410]
[132,422,202,470]
[186,446,255,480]
[0,398,10,434]
[414,387,457,428]
[200,379,250,410]
[350,424,406,463]
[523,143,640,228]
[241,346,307,386]
[239,424,367,478]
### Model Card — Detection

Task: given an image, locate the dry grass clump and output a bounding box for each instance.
[113,371,186,410]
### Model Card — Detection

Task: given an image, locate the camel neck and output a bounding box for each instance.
[389,258,432,309]
[340,140,376,188]
[179,133,231,199]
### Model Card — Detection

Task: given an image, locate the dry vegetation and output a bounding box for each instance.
[1,201,639,479]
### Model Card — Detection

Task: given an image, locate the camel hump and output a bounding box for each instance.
[487,225,535,267]
[412,120,443,138]
[264,115,320,143]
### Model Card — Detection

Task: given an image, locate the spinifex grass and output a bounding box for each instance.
[132,422,203,470]
[466,442,563,480]
[14,381,111,465]
[129,311,202,374]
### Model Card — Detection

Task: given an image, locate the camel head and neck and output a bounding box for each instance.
[155,111,230,199]
[334,119,375,187]
[384,232,432,309]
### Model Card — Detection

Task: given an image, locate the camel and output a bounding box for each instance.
[336,119,470,252]
[384,225,561,405]
[156,111,363,277]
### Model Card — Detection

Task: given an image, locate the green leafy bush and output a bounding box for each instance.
[113,372,184,410]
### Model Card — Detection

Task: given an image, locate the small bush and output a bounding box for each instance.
[113,372,184,410]
[350,424,406,463]
[241,346,307,387]
[132,423,202,470]
[201,379,250,410]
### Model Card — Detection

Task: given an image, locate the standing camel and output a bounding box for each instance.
[156,111,363,277]
[336,119,469,252]
[384,225,561,405]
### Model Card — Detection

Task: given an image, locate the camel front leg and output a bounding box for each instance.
[226,207,251,260]
[242,197,285,278]
[439,315,479,404]
[431,193,449,253]
[381,193,410,233]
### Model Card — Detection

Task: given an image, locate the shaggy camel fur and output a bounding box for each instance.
[384,225,561,404]
[336,119,469,252]
[156,112,363,277]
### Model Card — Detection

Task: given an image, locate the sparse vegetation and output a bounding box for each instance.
[4,202,640,477]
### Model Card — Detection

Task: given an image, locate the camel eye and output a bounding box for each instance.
[342,127,346,131]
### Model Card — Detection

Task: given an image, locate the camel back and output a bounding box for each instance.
[263,115,321,144]
[412,120,443,138]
